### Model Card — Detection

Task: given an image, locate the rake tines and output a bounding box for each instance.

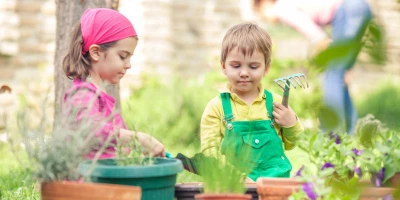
[273,73,308,107]
[274,73,308,91]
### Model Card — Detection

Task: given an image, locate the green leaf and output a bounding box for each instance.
[383,164,397,183]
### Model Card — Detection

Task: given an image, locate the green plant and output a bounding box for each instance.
[114,130,154,166]
[356,82,400,131]
[192,152,248,194]
[121,73,218,152]
[297,130,359,181]
[290,165,362,200]
[6,89,113,182]
[355,115,400,186]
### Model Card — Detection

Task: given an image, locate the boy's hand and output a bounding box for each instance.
[272,102,297,127]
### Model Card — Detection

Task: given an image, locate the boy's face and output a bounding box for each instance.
[222,47,269,97]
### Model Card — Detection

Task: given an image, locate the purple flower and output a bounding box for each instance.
[373,168,385,187]
[321,162,334,171]
[352,148,363,156]
[328,132,340,144]
[378,168,385,180]
[302,182,317,200]
[382,194,394,200]
[354,167,362,177]
[294,165,305,177]
[335,136,340,144]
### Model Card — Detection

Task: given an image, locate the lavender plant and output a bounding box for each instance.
[7,89,113,182]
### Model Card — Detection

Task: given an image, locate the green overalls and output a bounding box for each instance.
[220,89,292,181]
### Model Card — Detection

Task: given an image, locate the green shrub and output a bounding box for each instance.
[121,73,221,153]
[356,82,400,131]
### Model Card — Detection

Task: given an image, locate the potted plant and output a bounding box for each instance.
[355,115,400,188]
[174,153,258,200]
[5,93,142,200]
[296,130,360,182]
[78,129,183,200]
[290,161,397,200]
[190,153,252,200]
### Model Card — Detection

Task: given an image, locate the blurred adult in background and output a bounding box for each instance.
[253,0,372,134]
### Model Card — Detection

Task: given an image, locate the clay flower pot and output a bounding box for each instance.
[194,193,252,200]
[41,181,141,200]
[389,172,400,188]
[175,182,258,200]
[256,178,304,200]
[359,187,396,200]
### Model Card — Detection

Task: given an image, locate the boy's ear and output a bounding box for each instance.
[88,44,101,61]
[263,65,270,76]
[221,61,227,75]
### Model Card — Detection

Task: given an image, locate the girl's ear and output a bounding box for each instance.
[263,65,270,76]
[221,61,227,75]
[88,44,101,61]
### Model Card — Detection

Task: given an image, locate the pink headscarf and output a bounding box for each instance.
[80,8,137,54]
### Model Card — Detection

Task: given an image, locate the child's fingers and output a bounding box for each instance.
[272,111,280,119]
[273,102,285,111]
[152,143,165,157]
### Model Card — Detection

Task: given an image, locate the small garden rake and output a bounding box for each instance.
[274,73,308,108]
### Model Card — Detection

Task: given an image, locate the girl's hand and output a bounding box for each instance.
[137,132,166,157]
[120,129,166,157]
[272,102,297,127]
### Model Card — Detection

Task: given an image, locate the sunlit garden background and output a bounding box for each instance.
[1,0,400,199]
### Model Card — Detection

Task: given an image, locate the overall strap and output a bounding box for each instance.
[220,93,234,122]
[264,89,274,123]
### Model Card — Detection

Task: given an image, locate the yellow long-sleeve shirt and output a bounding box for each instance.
[200,83,304,156]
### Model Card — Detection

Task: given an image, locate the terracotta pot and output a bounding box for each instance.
[175,182,258,200]
[256,178,304,200]
[41,181,141,200]
[389,172,400,188]
[194,193,252,200]
[359,187,396,200]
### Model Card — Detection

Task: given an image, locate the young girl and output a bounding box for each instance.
[62,8,165,159]
[200,22,304,181]
[254,0,372,134]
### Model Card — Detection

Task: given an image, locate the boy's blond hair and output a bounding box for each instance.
[221,22,272,66]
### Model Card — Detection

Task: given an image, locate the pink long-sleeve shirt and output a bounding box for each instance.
[63,79,126,159]
[271,0,343,43]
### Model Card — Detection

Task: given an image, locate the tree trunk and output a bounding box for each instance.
[54,0,120,127]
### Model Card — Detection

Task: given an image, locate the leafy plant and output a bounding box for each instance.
[355,115,400,186]
[291,165,363,200]
[192,152,248,194]
[297,130,359,181]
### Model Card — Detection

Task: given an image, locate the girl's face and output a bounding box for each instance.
[222,47,269,98]
[90,37,138,85]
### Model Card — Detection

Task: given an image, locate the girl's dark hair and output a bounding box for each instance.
[62,23,116,80]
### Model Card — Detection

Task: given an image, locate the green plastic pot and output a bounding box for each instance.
[79,158,183,200]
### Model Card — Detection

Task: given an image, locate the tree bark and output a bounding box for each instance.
[54,0,120,127]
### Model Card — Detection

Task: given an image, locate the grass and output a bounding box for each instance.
[0,142,39,200]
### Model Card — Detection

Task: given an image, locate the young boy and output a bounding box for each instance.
[200,22,303,181]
